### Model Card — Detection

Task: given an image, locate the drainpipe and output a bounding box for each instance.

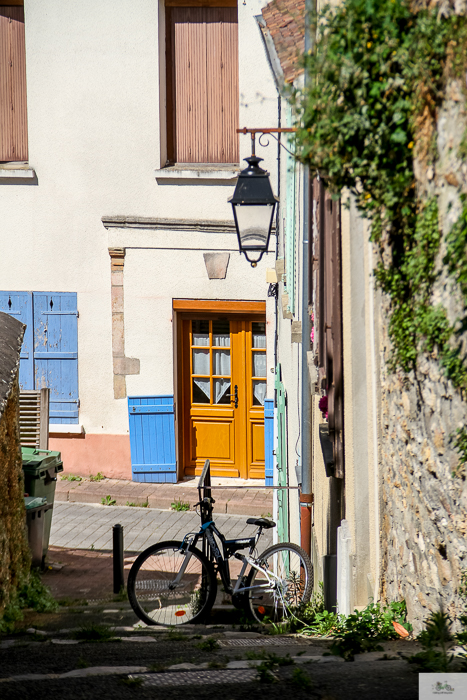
[300,0,315,557]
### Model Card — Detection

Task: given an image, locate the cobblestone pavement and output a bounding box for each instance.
[0,619,420,700]
[50,502,274,552]
[45,503,274,602]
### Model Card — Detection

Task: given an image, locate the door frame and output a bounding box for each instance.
[173,299,266,481]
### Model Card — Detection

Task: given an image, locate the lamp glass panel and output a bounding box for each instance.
[234,204,273,250]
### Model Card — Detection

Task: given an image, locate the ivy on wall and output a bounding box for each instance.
[294,0,467,395]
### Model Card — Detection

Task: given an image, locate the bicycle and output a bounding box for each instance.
[127,459,313,626]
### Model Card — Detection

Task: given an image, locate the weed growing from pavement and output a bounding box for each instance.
[114,586,127,602]
[246,650,294,666]
[208,658,228,669]
[126,501,149,508]
[89,472,106,482]
[0,569,58,634]
[77,658,90,668]
[196,636,220,651]
[254,659,280,684]
[121,677,143,687]
[165,628,188,641]
[408,611,454,672]
[72,623,116,642]
[60,474,82,482]
[171,499,190,512]
[291,667,313,690]
[149,662,169,672]
[101,495,116,506]
[58,597,88,607]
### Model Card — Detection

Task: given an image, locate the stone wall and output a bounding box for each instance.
[379,78,467,633]
[0,312,30,619]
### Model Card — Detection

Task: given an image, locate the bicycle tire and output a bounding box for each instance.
[246,542,313,624]
[127,540,217,626]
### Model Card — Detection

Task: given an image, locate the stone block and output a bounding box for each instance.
[281,293,292,319]
[113,374,127,400]
[111,270,123,287]
[113,356,140,376]
[112,313,125,356]
[291,320,302,343]
[111,285,124,313]
[203,252,230,279]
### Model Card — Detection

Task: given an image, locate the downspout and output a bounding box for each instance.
[300,0,315,557]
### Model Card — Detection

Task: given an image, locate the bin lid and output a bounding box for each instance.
[24,496,47,510]
[21,447,63,475]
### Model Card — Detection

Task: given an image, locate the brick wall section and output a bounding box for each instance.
[0,312,31,619]
[379,79,467,633]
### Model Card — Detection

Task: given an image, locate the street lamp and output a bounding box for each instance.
[229,133,279,267]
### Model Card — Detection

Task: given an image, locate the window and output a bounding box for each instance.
[0,2,28,162]
[165,1,239,164]
[0,292,79,423]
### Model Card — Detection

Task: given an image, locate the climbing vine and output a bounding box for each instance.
[294,0,467,390]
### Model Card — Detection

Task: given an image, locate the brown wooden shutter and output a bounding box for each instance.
[312,178,344,478]
[0,6,28,161]
[167,6,239,164]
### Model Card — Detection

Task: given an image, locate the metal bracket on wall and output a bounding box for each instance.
[268,283,278,299]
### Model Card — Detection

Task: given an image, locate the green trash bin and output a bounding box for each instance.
[24,497,53,567]
[22,447,63,565]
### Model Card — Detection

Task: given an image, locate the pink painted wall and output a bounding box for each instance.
[49,433,132,480]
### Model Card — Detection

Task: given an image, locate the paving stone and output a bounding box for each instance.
[61,666,149,678]
[133,669,257,687]
[26,628,48,636]
[226,660,262,669]
[218,637,306,647]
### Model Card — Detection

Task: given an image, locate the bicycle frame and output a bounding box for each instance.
[180,520,282,599]
[190,459,284,602]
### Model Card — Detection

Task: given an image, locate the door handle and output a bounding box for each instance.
[226,385,238,408]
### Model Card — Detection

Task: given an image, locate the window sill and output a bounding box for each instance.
[155,164,240,181]
[49,424,84,436]
[0,163,36,179]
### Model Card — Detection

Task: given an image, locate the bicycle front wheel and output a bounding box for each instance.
[246,542,313,624]
[127,540,217,626]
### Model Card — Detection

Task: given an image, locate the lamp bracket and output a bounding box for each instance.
[237,127,296,158]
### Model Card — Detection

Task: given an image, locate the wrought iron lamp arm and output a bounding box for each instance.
[236,127,297,158]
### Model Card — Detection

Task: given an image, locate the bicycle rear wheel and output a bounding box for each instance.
[246,542,313,624]
[127,540,217,626]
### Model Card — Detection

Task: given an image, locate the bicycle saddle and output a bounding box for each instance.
[246,517,276,529]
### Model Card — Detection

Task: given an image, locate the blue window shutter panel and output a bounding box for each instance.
[0,292,33,389]
[34,293,79,424]
[128,395,177,483]
[264,398,274,487]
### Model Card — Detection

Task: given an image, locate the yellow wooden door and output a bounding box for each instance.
[181,317,266,479]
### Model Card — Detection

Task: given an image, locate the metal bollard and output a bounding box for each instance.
[113,524,124,594]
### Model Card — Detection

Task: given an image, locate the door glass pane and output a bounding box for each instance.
[192,349,210,375]
[213,349,230,376]
[213,320,230,347]
[192,320,209,346]
[252,322,266,348]
[193,378,210,403]
[253,380,266,406]
[252,351,266,377]
[214,379,231,404]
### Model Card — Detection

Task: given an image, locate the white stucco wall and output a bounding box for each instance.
[0,0,278,439]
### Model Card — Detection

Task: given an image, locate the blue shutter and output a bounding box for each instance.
[0,292,33,389]
[128,395,176,483]
[33,293,78,424]
[264,398,274,487]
